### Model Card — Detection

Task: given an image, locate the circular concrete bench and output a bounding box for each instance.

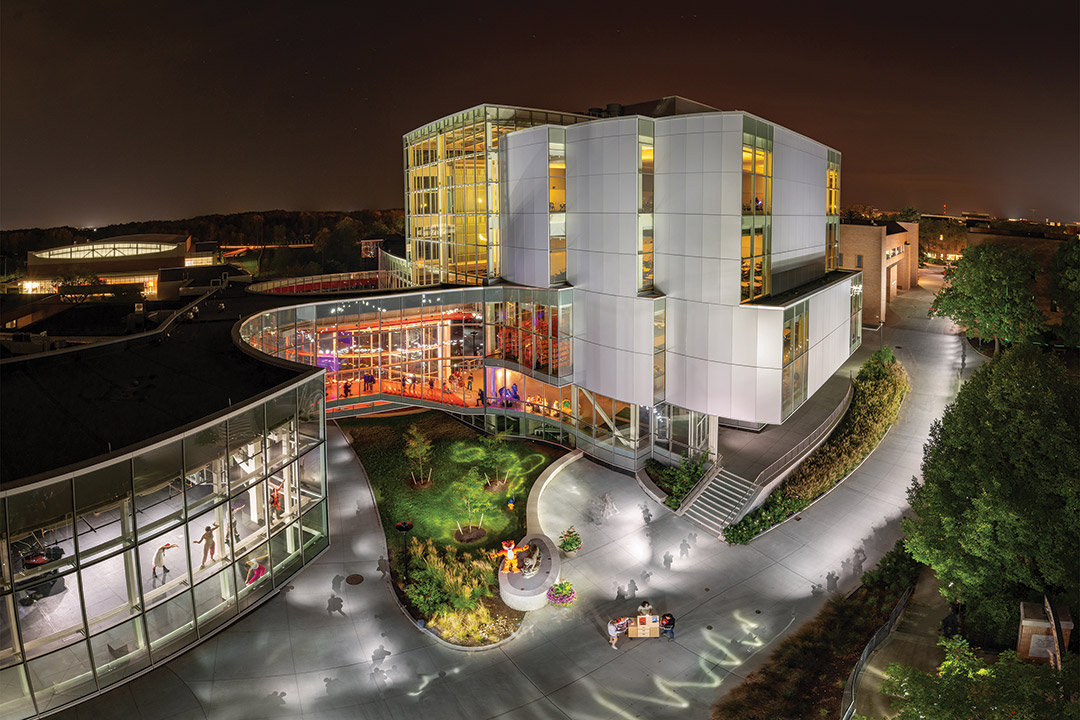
[498,533,560,611]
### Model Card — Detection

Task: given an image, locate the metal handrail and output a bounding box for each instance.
[753,377,854,488]
[674,455,724,515]
[839,585,914,720]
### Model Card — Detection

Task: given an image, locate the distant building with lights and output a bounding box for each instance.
[22,234,216,299]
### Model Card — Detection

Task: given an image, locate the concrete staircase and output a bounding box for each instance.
[682,468,757,538]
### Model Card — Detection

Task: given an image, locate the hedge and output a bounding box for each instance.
[723,348,910,544]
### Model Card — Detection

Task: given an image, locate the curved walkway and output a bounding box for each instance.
[56,268,980,720]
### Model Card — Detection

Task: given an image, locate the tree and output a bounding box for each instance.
[313,217,362,272]
[1050,235,1080,346]
[403,424,433,485]
[896,205,920,222]
[903,346,1080,642]
[929,243,1044,355]
[920,216,968,259]
[54,270,109,304]
[453,467,495,533]
[479,430,515,485]
[877,637,1079,720]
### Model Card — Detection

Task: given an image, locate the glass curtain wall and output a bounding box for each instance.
[241,289,660,471]
[652,403,712,462]
[404,106,587,286]
[740,116,774,303]
[826,150,841,272]
[638,119,655,293]
[0,376,328,718]
[849,274,863,353]
[483,287,572,386]
[549,128,567,285]
[781,301,810,420]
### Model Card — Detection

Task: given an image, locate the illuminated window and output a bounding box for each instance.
[404,106,587,285]
[741,117,772,302]
[781,301,809,419]
[825,150,841,272]
[638,119,655,293]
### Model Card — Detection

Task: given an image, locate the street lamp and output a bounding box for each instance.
[395,521,413,586]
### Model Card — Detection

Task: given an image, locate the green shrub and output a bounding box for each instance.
[861,542,921,592]
[723,349,910,544]
[645,453,710,510]
[404,537,495,619]
[722,492,809,544]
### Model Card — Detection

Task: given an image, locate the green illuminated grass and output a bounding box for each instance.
[338,412,563,556]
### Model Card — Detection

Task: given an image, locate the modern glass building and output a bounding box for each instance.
[0,368,328,719]
[1,95,863,719]
[404,105,590,286]
[237,98,864,476]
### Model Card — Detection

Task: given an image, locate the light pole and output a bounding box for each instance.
[879,320,885,351]
[395,521,413,586]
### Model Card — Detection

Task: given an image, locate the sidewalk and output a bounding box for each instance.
[854,567,948,719]
[53,268,982,720]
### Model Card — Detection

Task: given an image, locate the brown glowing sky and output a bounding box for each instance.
[1,1,1077,231]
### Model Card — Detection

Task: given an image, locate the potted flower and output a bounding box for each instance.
[547,580,577,608]
[558,526,582,557]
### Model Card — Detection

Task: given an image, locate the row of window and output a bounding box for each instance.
[1,501,328,717]
[741,118,775,303]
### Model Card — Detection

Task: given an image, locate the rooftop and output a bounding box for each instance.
[0,286,311,487]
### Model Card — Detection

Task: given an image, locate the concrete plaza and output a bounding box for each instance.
[55,268,978,720]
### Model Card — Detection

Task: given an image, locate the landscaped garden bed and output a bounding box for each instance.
[710,540,922,720]
[644,453,709,509]
[338,411,564,645]
[723,348,910,544]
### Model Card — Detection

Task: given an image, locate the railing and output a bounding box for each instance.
[840,585,914,720]
[246,251,436,295]
[247,270,385,295]
[753,377,854,489]
[674,455,724,515]
[0,290,215,366]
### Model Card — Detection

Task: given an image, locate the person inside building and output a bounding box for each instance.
[637,600,653,616]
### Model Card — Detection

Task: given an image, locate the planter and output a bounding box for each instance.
[561,549,577,559]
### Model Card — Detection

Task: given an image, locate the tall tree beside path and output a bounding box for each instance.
[903,346,1080,642]
[876,637,1080,720]
[1050,235,1080,346]
[929,244,1044,355]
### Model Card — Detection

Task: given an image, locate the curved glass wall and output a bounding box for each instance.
[239,288,711,471]
[0,375,328,719]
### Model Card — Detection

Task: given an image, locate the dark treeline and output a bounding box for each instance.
[0,209,405,273]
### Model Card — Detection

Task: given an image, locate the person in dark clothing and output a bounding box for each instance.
[659,613,676,641]
[942,611,959,638]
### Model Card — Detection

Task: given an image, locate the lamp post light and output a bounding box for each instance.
[879,320,885,351]
[395,521,413,586]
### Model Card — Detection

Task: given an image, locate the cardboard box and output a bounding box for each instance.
[627,614,660,638]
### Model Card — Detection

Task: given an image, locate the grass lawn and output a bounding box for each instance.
[338,411,564,562]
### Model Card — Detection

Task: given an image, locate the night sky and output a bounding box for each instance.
[2,1,1077,231]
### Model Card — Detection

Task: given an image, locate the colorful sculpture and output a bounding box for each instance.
[491,539,530,574]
